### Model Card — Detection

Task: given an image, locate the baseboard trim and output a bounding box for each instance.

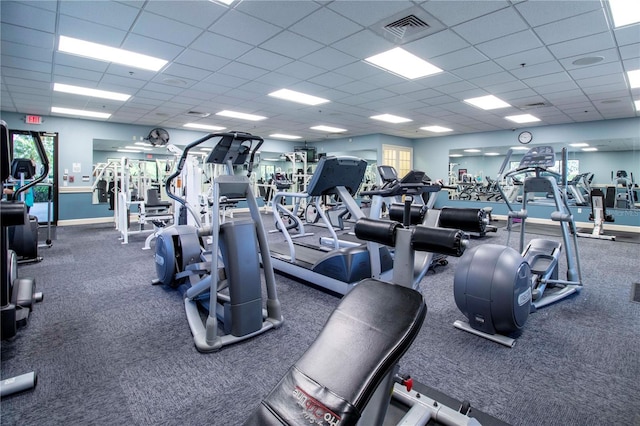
[58,217,115,226]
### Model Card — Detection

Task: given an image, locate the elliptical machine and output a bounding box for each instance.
[453,146,583,347]
[0,120,47,396]
[154,132,283,352]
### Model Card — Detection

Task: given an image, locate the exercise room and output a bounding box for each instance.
[1,1,639,425]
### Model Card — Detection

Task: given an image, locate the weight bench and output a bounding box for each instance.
[245,279,426,426]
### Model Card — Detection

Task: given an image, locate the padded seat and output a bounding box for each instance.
[245,279,426,426]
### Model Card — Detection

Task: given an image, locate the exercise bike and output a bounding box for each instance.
[245,199,479,426]
[453,146,583,347]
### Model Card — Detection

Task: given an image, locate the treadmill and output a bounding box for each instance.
[269,156,393,295]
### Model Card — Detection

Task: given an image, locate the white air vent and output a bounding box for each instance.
[384,15,429,39]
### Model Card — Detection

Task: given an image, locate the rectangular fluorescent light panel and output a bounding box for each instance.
[209,0,235,5]
[505,114,540,123]
[125,145,151,151]
[270,133,301,140]
[51,106,111,119]
[485,152,500,156]
[582,147,598,152]
[608,0,640,27]
[510,146,530,151]
[184,123,226,131]
[365,47,443,80]
[135,142,153,147]
[53,83,130,101]
[464,149,481,153]
[464,95,511,110]
[268,89,329,106]
[216,110,266,121]
[449,154,463,158]
[58,36,167,71]
[628,70,640,88]
[117,149,141,153]
[421,125,452,133]
[570,143,589,147]
[370,114,412,124]
[635,100,640,111]
[310,125,347,133]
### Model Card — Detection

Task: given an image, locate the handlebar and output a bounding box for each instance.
[14,131,50,198]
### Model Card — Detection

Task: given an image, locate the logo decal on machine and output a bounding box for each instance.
[518,287,532,306]
[293,386,341,426]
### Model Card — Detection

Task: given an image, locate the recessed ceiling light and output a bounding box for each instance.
[58,36,167,71]
[310,125,347,133]
[510,146,530,151]
[582,147,598,152]
[51,106,111,119]
[53,83,130,101]
[485,152,500,156]
[216,110,266,121]
[125,145,151,151]
[505,114,541,123]
[200,148,213,151]
[135,142,153,147]
[420,125,453,133]
[463,95,511,110]
[117,149,141,153]
[608,0,640,27]
[268,89,329,106]
[184,123,226,131]
[449,154,463,158]
[364,47,443,80]
[570,143,589,147]
[209,0,235,5]
[464,149,481,153]
[627,70,640,89]
[635,100,640,111]
[571,56,604,66]
[270,133,302,140]
[370,114,412,124]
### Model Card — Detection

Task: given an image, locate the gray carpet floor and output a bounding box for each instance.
[2,213,639,426]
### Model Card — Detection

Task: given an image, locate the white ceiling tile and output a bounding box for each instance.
[143,1,226,29]
[327,1,414,27]
[275,61,325,80]
[217,61,269,80]
[289,7,364,45]
[451,61,504,80]
[2,56,51,74]
[452,7,529,44]
[132,11,204,47]
[203,72,248,89]
[475,30,542,59]
[613,25,640,47]
[515,0,603,27]
[404,30,470,59]
[431,47,488,71]
[422,1,510,27]
[336,80,378,96]
[581,80,627,92]
[58,14,127,46]
[101,74,148,89]
[522,71,572,87]
[191,32,253,60]
[300,47,357,71]
[261,31,324,60]
[174,49,230,73]
[236,48,293,71]
[209,9,281,45]
[534,81,579,95]
[546,31,615,59]
[533,10,609,45]
[623,58,640,71]
[482,80,528,94]
[53,64,103,82]
[1,41,53,63]
[620,43,640,60]
[1,24,55,49]
[236,1,321,28]
[510,61,565,79]
[308,72,355,89]
[161,63,212,81]
[568,61,624,80]
[1,1,56,32]
[59,0,139,31]
[331,30,395,59]
[494,47,556,70]
[468,71,518,88]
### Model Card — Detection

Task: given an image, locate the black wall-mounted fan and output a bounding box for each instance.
[147,128,170,146]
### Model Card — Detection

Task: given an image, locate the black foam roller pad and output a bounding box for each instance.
[411,226,466,257]
[439,207,486,233]
[389,203,427,225]
[0,201,27,227]
[354,218,403,247]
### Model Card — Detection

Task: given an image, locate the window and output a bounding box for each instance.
[382,144,413,178]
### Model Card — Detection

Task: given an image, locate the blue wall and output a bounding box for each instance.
[2,110,638,224]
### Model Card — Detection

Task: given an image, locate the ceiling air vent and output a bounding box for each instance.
[522,102,547,109]
[384,15,430,39]
[186,111,211,118]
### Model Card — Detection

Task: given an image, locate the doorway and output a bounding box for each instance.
[9,130,59,225]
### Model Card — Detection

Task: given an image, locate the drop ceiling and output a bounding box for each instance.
[1,0,639,142]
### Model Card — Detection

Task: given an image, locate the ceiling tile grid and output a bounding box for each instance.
[0,0,638,140]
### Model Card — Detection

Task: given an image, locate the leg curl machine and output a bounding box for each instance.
[245,202,478,426]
